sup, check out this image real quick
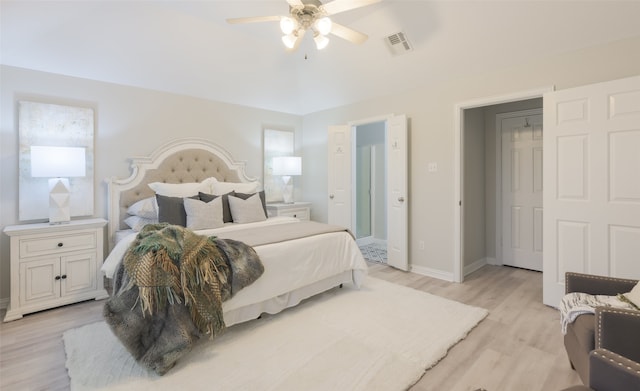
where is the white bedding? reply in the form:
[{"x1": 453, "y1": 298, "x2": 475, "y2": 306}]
[{"x1": 102, "y1": 217, "x2": 368, "y2": 326}]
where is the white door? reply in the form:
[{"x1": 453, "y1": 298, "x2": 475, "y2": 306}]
[
  {"x1": 328, "y1": 125, "x2": 352, "y2": 230},
  {"x1": 543, "y1": 75, "x2": 640, "y2": 307},
  {"x1": 386, "y1": 115, "x2": 409, "y2": 271},
  {"x1": 501, "y1": 113, "x2": 543, "y2": 271}
]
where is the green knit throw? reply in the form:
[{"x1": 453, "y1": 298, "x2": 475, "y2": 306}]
[{"x1": 121, "y1": 223, "x2": 230, "y2": 337}]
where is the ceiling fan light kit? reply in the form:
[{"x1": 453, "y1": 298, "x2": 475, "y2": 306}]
[{"x1": 227, "y1": 0, "x2": 381, "y2": 52}]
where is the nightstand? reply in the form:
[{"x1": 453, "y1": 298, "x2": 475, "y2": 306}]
[
  {"x1": 266, "y1": 202, "x2": 312, "y2": 221},
  {"x1": 3, "y1": 218, "x2": 108, "y2": 322}
]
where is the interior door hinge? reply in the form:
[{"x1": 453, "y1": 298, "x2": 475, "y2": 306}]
[{"x1": 459, "y1": 200, "x2": 462, "y2": 206}]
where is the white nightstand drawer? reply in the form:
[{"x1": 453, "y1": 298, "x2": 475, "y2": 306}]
[
  {"x1": 279, "y1": 208, "x2": 310, "y2": 220},
  {"x1": 19, "y1": 231, "x2": 97, "y2": 259},
  {"x1": 266, "y1": 202, "x2": 311, "y2": 222}
]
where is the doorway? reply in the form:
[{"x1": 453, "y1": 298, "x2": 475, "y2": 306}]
[
  {"x1": 354, "y1": 121, "x2": 387, "y2": 263},
  {"x1": 453, "y1": 87, "x2": 552, "y2": 282},
  {"x1": 328, "y1": 114, "x2": 408, "y2": 270}
]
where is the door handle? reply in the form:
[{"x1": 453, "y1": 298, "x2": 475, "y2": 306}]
[
  {"x1": 329, "y1": 194, "x2": 335, "y2": 199},
  {"x1": 398, "y1": 197, "x2": 405, "y2": 202}
]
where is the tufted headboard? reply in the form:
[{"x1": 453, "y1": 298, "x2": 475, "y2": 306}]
[{"x1": 105, "y1": 138, "x2": 256, "y2": 249}]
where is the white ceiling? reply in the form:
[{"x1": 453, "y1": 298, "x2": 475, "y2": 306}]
[{"x1": 3, "y1": 1, "x2": 640, "y2": 115}]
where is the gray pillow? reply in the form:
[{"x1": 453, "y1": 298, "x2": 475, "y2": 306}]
[
  {"x1": 199, "y1": 191, "x2": 234, "y2": 223},
  {"x1": 228, "y1": 193, "x2": 268, "y2": 224},
  {"x1": 156, "y1": 194, "x2": 198, "y2": 227},
  {"x1": 183, "y1": 197, "x2": 224, "y2": 230}
]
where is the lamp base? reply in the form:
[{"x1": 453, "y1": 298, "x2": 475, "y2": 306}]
[
  {"x1": 281, "y1": 176, "x2": 294, "y2": 204},
  {"x1": 48, "y1": 178, "x2": 71, "y2": 224}
]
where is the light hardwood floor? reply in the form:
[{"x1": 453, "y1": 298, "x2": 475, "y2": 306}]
[{"x1": 0, "y1": 264, "x2": 581, "y2": 391}]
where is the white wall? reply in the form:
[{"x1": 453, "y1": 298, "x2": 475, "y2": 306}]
[
  {"x1": 302, "y1": 35, "x2": 640, "y2": 279},
  {"x1": 0, "y1": 65, "x2": 302, "y2": 301}
]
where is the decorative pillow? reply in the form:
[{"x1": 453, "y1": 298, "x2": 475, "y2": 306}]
[
  {"x1": 156, "y1": 194, "x2": 198, "y2": 227},
  {"x1": 620, "y1": 281, "x2": 640, "y2": 309},
  {"x1": 126, "y1": 196, "x2": 158, "y2": 219},
  {"x1": 228, "y1": 193, "x2": 267, "y2": 224},
  {"x1": 149, "y1": 177, "x2": 215, "y2": 197},
  {"x1": 124, "y1": 215, "x2": 158, "y2": 231},
  {"x1": 234, "y1": 191, "x2": 268, "y2": 218},
  {"x1": 199, "y1": 191, "x2": 234, "y2": 223},
  {"x1": 211, "y1": 179, "x2": 260, "y2": 195},
  {"x1": 183, "y1": 197, "x2": 224, "y2": 230}
]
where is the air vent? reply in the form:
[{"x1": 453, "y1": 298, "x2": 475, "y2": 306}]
[{"x1": 384, "y1": 31, "x2": 413, "y2": 56}]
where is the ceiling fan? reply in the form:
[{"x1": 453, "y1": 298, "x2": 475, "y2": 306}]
[{"x1": 227, "y1": 0, "x2": 381, "y2": 51}]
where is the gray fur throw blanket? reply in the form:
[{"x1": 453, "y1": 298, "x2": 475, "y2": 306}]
[{"x1": 103, "y1": 223, "x2": 264, "y2": 375}]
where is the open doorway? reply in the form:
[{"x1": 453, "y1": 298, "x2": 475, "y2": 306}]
[
  {"x1": 354, "y1": 121, "x2": 387, "y2": 263},
  {"x1": 328, "y1": 114, "x2": 408, "y2": 270},
  {"x1": 462, "y1": 102, "x2": 543, "y2": 277},
  {"x1": 453, "y1": 87, "x2": 553, "y2": 282}
]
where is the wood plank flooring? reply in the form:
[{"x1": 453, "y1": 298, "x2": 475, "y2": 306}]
[{"x1": 0, "y1": 264, "x2": 581, "y2": 390}]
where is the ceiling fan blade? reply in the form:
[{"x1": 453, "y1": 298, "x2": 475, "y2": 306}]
[
  {"x1": 226, "y1": 15, "x2": 281, "y2": 24},
  {"x1": 330, "y1": 22, "x2": 368, "y2": 44},
  {"x1": 286, "y1": 0, "x2": 305, "y2": 8},
  {"x1": 320, "y1": 0, "x2": 382, "y2": 16}
]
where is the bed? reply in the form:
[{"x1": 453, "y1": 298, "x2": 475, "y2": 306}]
[{"x1": 102, "y1": 137, "x2": 368, "y2": 328}]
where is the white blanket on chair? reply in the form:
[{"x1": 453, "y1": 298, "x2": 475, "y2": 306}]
[{"x1": 559, "y1": 292, "x2": 634, "y2": 334}]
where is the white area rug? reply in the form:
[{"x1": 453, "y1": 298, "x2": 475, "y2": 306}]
[{"x1": 64, "y1": 277, "x2": 488, "y2": 391}]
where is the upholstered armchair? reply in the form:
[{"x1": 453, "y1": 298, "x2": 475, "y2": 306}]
[{"x1": 562, "y1": 272, "x2": 640, "y2": 391}]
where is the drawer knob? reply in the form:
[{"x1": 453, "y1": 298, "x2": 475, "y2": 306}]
[
  {"x1": 61, "y1": 275, "x2": 67, "y2": 279},
  {"x1": 57, "y1": 242, "x2": 63, "y2": 247},
  {"x1": 55, "y1": 275, "x2": 61, "y2": 280},
  {"x1": 293, "y1": 214, "x2": 297, "y2": 217}
]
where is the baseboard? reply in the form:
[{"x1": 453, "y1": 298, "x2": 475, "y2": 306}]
[
  {"x1": 464, "y1": 258, "x2": 488, "y2": 276},
  {"x1": 410, "y1": 265, "x2": 454, "y2": 282},
  {"x1": 356, "y1": 236, "x2": 374, "y2": 246},
  {"x1": 0, "y1": 297, "x2": 8, "y2": 310},
  {"x1": 356, "y1": 237, "x2": 387, "y2": 247},
  {"x1": 485, "y1": 257, "x2": 499, "y2": 265}
]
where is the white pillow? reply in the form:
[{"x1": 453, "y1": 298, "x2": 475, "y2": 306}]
[
  {"x1": 228, "y1": 193, "x2": 267, "y2": 224},
  {"x1": 126, "y1": 197, "x2": 158, "y2": 219},
  {"x1": 622, "y1": 281, "x2": 640, "y2": 309},
  {"x1": 211, "y1": 178, "x2": 260, "y2": 195},
  {"x1": 148, "y1": 177, "x2": 215, "y2": 197},
  {"x1": 124, "y1": 215, "x2": 158, "y2": 231},
  {"x1": 183, "y1": 197, "x2": 224, "y2": 230}
]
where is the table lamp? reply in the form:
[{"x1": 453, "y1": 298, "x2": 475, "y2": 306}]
[
  {"x1": 30, "y1": 146, "x2": 86, "y2": 224},
  {"x1": 272, "y1": 156, "x2": 301, "y2": 204}
]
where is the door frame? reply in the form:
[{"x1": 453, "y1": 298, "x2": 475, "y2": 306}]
[
  {"x1": 453, "y1": 86, "x2": 553, "y2": 283},
  {"x1": 495, "y1": 108, "x2": 543, "y2": 267}
]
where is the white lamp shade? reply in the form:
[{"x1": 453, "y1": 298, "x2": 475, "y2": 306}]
[
  {"x1": 282, "y1": 33, "x2": 297, "y2": 49},
  {"x1": 272, "y1": 156, "x2": 302, "y2": 176},
  {"x1": 31, "y1": 146, "x2": 86, "y2": 178},
  {"x1": 315, "y1": 17, "x2": 332, "y2": 36},
  {"x1": 314, "y1": 34, "x2": 329, "y2": 50},
  {"x1": 280, "y1": 17, "x2": 297, "y2": 35}
]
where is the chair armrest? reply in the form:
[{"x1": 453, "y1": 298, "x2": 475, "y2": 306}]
[
  {"x1": 565, "y1": 272, "x2": 637, "y2": 295},
  {"x1": 589, "y1": 348, "x2": 640, "y2": 391},
  {"x1": 596, "y1": 307, "x2": 640, "y2": 363}
]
